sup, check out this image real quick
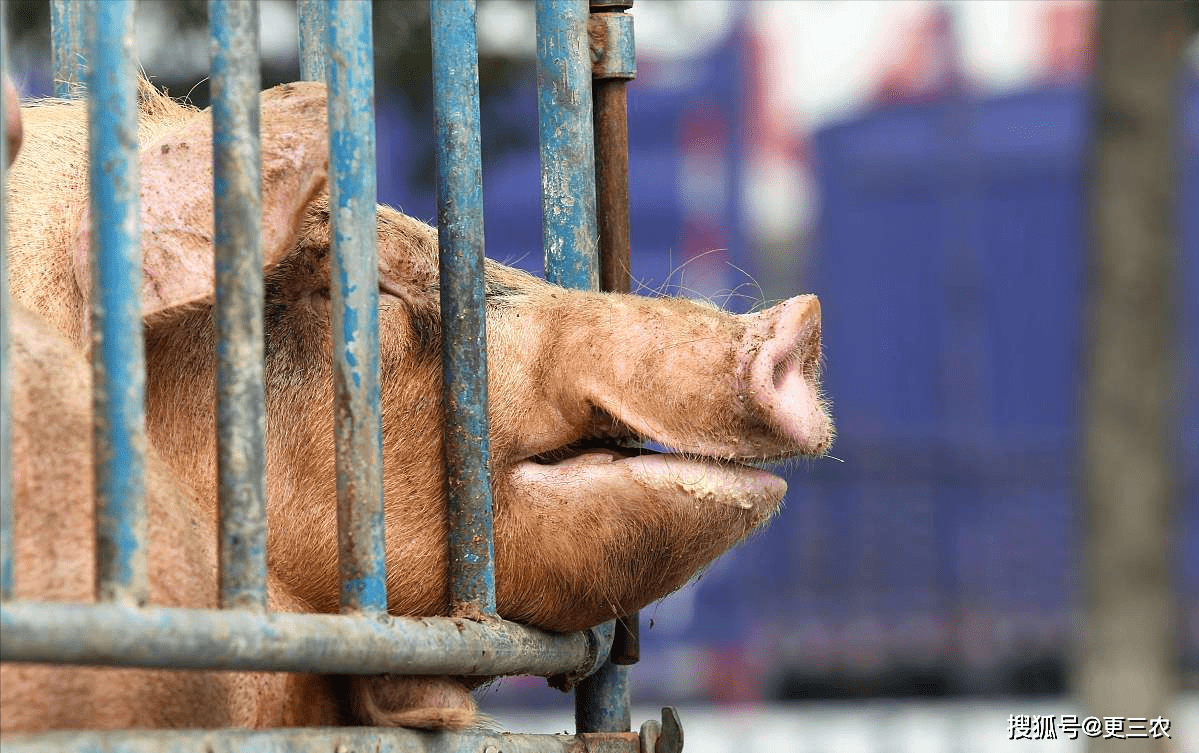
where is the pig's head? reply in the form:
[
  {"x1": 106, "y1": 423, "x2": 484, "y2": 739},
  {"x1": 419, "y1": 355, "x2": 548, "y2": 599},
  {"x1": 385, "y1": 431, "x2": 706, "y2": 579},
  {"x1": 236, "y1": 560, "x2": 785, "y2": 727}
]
[{"x1": 81, "y1": 82, "x2": 832, "y2": 633}]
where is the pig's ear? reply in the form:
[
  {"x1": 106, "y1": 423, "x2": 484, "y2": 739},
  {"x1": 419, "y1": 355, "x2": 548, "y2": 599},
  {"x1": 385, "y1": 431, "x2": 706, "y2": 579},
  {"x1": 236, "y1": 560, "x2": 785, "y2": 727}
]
[{"x1": 70, "y1": 82, "x2": 329, "y2": 323}]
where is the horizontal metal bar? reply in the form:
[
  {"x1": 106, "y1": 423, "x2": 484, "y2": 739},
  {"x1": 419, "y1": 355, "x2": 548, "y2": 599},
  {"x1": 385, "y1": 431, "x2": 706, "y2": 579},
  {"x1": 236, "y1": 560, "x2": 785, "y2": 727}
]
[
  {"x1": 324, "y1": 0, "x2": 388, "y2": 617},
  {"x1": 88, "y1": 0, "x2": 148, "y2": 607},
  {"x1": 209, "y1": 0, "x2": 269, "y2": 613},
  {"x1": 0, "y1": 727, "x2": 642, "y2": 753},
  {"x1": 431, "y1": 0, "x2": 498, "y2": 619},
  {"x1": 0, "y1": 601, "x2": 613, "y2": 682}
]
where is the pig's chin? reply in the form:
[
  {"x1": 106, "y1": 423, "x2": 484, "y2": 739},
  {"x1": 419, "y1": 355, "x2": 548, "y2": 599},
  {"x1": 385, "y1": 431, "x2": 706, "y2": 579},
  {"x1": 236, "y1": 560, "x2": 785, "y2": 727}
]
[{"x1": 510, "y1": 449, "x2": 786, "y2": 511}]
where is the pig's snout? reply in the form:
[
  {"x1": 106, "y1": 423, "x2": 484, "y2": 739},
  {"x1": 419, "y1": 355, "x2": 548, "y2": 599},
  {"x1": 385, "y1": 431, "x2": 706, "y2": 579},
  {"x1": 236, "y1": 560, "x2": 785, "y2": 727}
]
[{"x1": 738, "y1": 294, "x2": 831, "y2": 458}]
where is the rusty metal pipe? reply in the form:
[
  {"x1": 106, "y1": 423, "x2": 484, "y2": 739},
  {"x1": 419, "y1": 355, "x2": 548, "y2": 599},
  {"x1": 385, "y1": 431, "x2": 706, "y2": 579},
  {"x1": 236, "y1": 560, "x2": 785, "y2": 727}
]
[
  {"x1": 594, "y1": 80, "x2": 632, "y2": 296},
  {"x1": 1, "y1": 727, "x2": 644, "y2": 753},
  {"x1": 0, "y1": 600, "x2": 614, "y2": 682}
]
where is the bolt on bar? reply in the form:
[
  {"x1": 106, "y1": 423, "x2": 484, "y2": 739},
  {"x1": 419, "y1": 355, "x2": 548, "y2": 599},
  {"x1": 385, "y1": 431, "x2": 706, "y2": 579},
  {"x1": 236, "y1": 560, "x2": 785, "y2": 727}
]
[
  {"x1": 297, "y1": 0, "x2": 326, "y2": 84},
  {"x1": 430, "y1": 0, "x2": 498, "y2": 618},
  {"x1": 88, "y1": 0, "x2": 148, "y2": 606},
  {"x1": 536, "y1": 0, "x2": 599, "y2": 290},
  {"x1": 324, "y1": 0, "x2": 388, "y2": 617},
  {"x1": 209, "y1": 0, "x2": 269, "y2": 612},
  {"x1": 1, "y1": 13, "x2": 13, "y2": 601},
  {"x1": 50, "y1": 0, "x2": 87, "y2": 97},
  {"x1": 590, "y1": 0, "x2": 640, "y2": 669}
]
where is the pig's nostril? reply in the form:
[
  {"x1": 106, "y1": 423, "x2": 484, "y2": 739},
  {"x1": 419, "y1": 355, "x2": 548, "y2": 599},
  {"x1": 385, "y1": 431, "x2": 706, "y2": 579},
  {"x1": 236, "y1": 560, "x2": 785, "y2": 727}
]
[
  {"x1": 741, "y1": 294, "x2": 830, "y2": 456},
  {"x1": 772, "y1": 350, "x2": 802, "y2": 392}
]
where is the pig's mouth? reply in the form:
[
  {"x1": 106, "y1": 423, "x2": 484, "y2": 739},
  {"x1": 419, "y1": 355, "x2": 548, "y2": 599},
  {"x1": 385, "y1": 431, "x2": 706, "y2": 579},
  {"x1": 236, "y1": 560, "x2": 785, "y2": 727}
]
[
  {"x1": 516, "y1": 426, "x2": 790, "y2": 512},
  {"x1": 529, "y1": 435, "x2": 644, "y2": 465}
]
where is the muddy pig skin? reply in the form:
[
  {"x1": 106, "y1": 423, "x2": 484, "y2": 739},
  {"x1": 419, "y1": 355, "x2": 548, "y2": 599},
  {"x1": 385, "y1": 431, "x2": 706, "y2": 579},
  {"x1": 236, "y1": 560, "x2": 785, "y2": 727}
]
[{"x1": 3, "y1": 81, "x2": 833, "y2": 730}]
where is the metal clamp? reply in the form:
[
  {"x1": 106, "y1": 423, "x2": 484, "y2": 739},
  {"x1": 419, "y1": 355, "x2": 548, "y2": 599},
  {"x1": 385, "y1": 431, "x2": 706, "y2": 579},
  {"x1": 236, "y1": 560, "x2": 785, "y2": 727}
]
[
  {"x1": 639, "y1": 707, "x2": 684, "y2": 753},
  {"x1": 547, "y1": 618, "x2": 616, "y2": 691},
  {"x1": 588, "y1": 11, "x2": 636, "y2": 80}
]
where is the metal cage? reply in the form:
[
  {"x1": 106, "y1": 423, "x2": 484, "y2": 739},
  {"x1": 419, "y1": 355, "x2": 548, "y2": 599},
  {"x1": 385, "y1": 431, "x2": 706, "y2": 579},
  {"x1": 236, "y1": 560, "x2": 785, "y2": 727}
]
[{"x1": 0, "y1": 1, "x2": 680, "y2": 751}]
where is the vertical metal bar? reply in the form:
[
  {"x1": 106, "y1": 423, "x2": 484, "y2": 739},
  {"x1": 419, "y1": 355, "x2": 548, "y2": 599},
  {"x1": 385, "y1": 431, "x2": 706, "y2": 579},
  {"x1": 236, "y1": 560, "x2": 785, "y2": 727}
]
[
  {"x1": 298, "y1": 0, "x2": 326, "y2": 83},
  {"x1": 88, "y1": 0, "x2": 147, "y2": 606},
  {"x1": 534, "y1": 0, "x2": 631, "y2": 732},
  {"x1": 324, "y1": 0, "x2": 388, "y2": 617},
  {"x1": 575, "y1": 0, "x2": 637, "y2": 731},
  {"x1": 591, "y1": 5, "x2": 634, "y2": 298},
  {"x1": 595, "y1": 69, "x2": 632, "y2": 294},
  {"x1": 0, "y1": 15, "x2": 13, "y2": 601},
  {"x1": 576, "y1": 660, "x2": 631, "y2": 733},
  {"x1": 589, "y1": 0, "x2": 639, "y2": 667},
  {"x1": 535, "y1": 0, "x2": 598, "y2": 289},
  {"x1": 50, "y1": 0, "x2": 88, "y2": 97},
  {"x1": 209, "y1": 0, "x2": 268, "y2": 613},
  {"x1": 430, "y1": 0, "x2": 497, "y2": 617}
]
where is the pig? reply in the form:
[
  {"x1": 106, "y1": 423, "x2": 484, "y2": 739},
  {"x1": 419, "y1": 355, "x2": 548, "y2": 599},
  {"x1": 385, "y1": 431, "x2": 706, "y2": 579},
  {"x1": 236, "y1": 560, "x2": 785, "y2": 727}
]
[{"x1": 2, "y1": 80, "x2": 833, "y2": 731}]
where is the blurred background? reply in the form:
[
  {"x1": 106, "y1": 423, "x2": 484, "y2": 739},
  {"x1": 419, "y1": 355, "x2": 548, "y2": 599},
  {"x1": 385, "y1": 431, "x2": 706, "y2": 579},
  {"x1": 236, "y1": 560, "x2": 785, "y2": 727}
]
[{"x1": 5, "y1": 0, "x2": 1198, "y2": 749}]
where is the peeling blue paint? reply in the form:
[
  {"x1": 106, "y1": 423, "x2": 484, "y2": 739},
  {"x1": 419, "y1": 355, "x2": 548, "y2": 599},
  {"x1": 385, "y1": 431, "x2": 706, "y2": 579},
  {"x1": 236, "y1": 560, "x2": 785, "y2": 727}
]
[
  {"x1": 211, "y1": 0, "x2": 268, "y2": 612},
  {"x1": 50, "y1": 0, "x2": 87, "y2": 97},
  {"x1": 536, "y1": 0, "x2": 599, "y2": 290},
  {"x1": 88, "y1": 0, "x2": 147, "y2": 606},
  {"x1": 324, "y1": 0, "x2": 387, "y2": 617},
  {"x1": 432, "y1": 0, "x2": 498, "y2": 618}
]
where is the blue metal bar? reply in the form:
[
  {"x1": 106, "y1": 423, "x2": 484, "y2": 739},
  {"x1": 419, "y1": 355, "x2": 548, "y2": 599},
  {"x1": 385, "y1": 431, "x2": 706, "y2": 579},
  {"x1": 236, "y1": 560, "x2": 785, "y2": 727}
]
[
  {"x1": 571, "y1": 0, "x2": 640, "y2": 731},
  {"x1": 0, "y1": 16, "x2": 12, "y2": 601},
  {"x1": 88, "y1": 0, "x2": 147, "y2": 606},
  {"x1": 50, "y1": 0, "x2": 88, "y2": 97},
  {"x1": 430, "y1": 0, "x2": 497, "y2": 618},
  {"x1": 576, "y1": 660, "x2": 631, "y2": 733},
  {"x1": 0, "y1": 601, "x2": 613, "y2": 681},
  {"x1": 298, "y1": 0, "x2": 326, "y2": 83},
  {"x1": 535, "y1": 0, "x2": 599, "y2": 289},
  {"x1": 0, "y1": 727, "x2": 642, "y2": 753},
  {"x1": 324, "y1": 0, "x2": 388, "y2": 617},
  {"x1": 532, "y1": 0, "x2": 633, "y2": 733},
  {"x1": 209, "y1": 0, "x2": 268, "y2": 613}
]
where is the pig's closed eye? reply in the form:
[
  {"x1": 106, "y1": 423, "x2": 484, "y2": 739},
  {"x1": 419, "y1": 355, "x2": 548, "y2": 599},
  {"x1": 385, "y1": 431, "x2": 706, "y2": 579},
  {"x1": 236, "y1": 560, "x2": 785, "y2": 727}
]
[{"x1": 379, "y1": 276, "x2": 416, "y2": 309}]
